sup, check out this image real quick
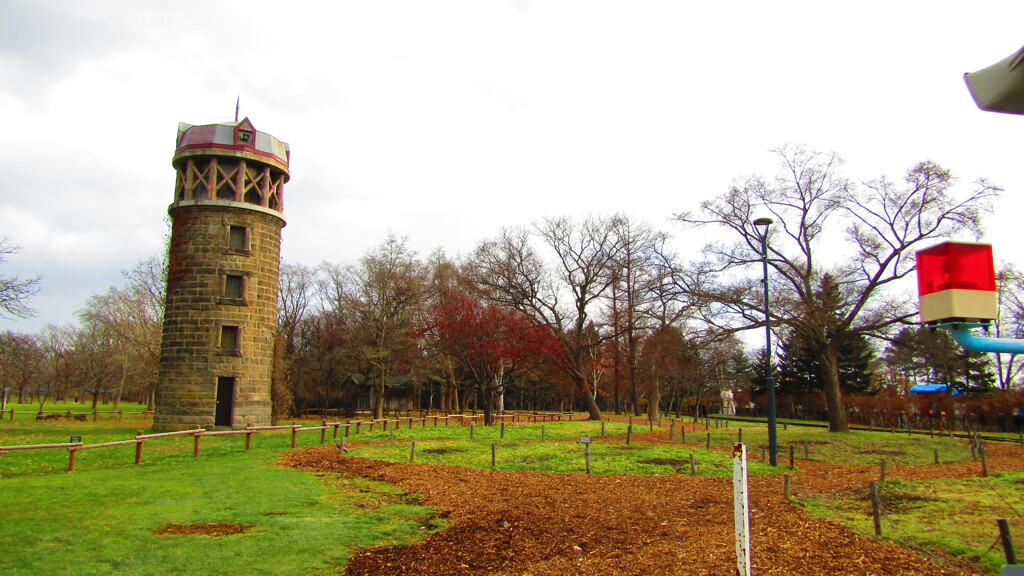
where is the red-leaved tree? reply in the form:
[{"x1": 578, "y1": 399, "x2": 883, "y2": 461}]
[{"x1": 423, "y1": 294, "x2": 563, "y2": 424}]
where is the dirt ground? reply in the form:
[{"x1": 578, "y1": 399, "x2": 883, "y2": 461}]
[{"x1": 279, "y1": 432, "x2": 1024, "y2": 576}]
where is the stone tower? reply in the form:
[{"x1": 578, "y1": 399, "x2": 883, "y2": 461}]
[{"x1": 154, "y1": 118, "x2": 289, "y2": 431}]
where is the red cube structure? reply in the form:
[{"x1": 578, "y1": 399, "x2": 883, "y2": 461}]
[{"x1": 916, "y1": 241, "x2": 997, "y2": 324}]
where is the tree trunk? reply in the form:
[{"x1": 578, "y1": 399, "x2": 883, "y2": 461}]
[
  {"x1": 576, "y1": 374, "x2": 602, "y2": 420},
  {"x1": 647, "y1": 374, "x2": 661, "y2": 423},
  {"x1": 114, "y1": 357, "x2": 127, "y2": 412},
  {"x1": 630, "y1": 370, "x2": 641, "y2": 417},
  {"x1": 481, "y1": 386, "x2": 493, "y2": 425},
  {"x1": 373, "y1": 369, "x2": 386, "y2": 420},
  {"x1": 819, "y1": 344, "x2": 849, "y2": 432}
]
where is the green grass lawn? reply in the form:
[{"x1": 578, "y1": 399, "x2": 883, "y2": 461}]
[
  {"x1": 0, "y1": 421, "x2": 440, "y2": 576},
  {"x1": 1, "y1": 400, "x2": 151, "y2": 424},
  {"x1": 800, "y1": 471, "x2": 1024, "y2": 574},
  {"x1": 0, "y1": 414, "x2": 1009, "y2": 574}
]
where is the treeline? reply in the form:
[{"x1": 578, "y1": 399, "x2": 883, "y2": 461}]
[{"x1": 3, "y1": 147, "x2": 1022, "y2": 428}]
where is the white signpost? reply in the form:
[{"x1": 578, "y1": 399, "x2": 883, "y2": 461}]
[
  {"x1": 733, "y1": 442, "x2": 752, "y2": 576},
  {"x1": 580, "y1": 435, "x2": 592, "y2": 474}
]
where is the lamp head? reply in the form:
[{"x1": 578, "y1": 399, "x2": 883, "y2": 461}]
[{"x1": 753, "y1": 217, "x2": 773, "y2": 228}]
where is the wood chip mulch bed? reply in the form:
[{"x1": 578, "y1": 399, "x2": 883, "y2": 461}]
[
  {"x1": 153, "y1": 522, "x2": 254, "y2": 537},
  {"x1": 279, "y1": 435, "x2": 1024, "y2": 575}
]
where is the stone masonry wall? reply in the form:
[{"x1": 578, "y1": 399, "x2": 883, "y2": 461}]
[{"x1": 155, "y1": 203, "x2": 284, "y2": 431}]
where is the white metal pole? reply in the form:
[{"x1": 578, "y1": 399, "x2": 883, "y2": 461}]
[{"x1": 733, "y1": 442, "x2": 752, "y2": 576}]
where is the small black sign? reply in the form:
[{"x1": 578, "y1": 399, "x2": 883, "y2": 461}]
[{"x1": 70, "y1": 436, "x2": 82, "y2": 443}]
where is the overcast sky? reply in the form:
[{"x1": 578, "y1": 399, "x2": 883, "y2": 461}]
[{"x1": 2, "y1": 1, "x2": 1024, "y2": 333}]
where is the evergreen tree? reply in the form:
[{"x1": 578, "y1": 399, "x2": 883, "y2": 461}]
[
  {"x1": 749, "y1": 347, "x2": 774, "y2": 397},
  {"x1": 774, "y1": 331, "x2": 875, "y2": 396},
  {"x1": 727, "y1": 349, "x2": 754, "y2": 390},
  {"x1": 880, "y1": 326, "x2": 995, "y2": 393},
  {"x1": 839, "y1": 333, "x2": 875, "y2": 393}
]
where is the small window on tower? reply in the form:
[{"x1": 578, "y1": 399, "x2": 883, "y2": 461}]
[
  {"x1": 228, "y1": 226, "x2": 248, "y2": 251},
  {"x1": 224, "y1": 275, "x2": 243, "y2": 299},
  {"x1": 219, "y1": 325, "x2": 240, "y2": 354},
  {"x1": 238, "y1": 131, "x2": 252, "y2": 144}
]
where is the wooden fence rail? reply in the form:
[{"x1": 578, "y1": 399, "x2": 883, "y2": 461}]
[
  {"x1": 8, "y1": 409, "x2": 155, "y2": 422},
  {"x1": 0, "y1": 411, "x2": 579, "y2": 475}
]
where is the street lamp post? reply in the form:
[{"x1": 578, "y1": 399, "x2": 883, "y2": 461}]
[{"x1": 753, "y1": 217, "x2": 778, "y2": 466}]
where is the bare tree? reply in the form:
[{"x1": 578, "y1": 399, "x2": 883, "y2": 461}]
[
  {"x1": 77, "y1": 255, "x2": 166, "y2": 409},
  {"x1": 71, "y1": 320, "x2": 119, "y2": 408},
  {"x1": 275, "y1": 262, "x2": 318, "y2": 419},
  {"x1": 676, "y1": 145, "x2": 998, "y2": 432},
  {"x1": 0, "y1": 238, "x2": 40, "y2": 319},
  {"x1": 607, "y1": 215, "x2": 667, "y2": 417},
  {"x1": 38, "y1": 324, "x2": 76, "y2": 402},
  {"x1": 279, "y1": 262, "x2": 317, "y2": 346},
  {"x1": 994, "y1": 264, "x2": 1024, "y2": 389},
  {"x1": 469, "y1": 216, "x2": 623, "y2": 420},
  {"x1": 344, "y1": 235, "x2": 427, "y2": 419},
  {"x1": 0, "y1": 331, "x2": 44, "y2": 403}
]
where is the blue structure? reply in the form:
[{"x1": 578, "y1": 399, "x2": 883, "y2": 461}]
[{"x1": 909, "y1": 383, "x2": 960, "y2": 395}]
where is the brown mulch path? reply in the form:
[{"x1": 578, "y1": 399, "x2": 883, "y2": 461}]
[{"x1": 279, "y1": 438, "x2": 1024, "y2": 576}]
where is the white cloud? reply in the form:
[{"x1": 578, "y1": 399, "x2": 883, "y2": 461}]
[{"x1": 2, "y1": 0, "x2": 1024, "y2": 333}]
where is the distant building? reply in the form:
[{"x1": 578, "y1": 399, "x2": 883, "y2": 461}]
[{"x1": 154, "y1": 118, "x2": 290, "y2": 430}]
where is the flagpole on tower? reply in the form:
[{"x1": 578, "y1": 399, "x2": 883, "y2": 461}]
[{"x1": 234, "y1": 96, "x2": 240, "y2": 122}]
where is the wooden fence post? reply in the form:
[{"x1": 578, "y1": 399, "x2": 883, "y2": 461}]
[
  {"x1": 193, "y1": 426, "x2": 201, "y2": 458},
  {"x1": 135, "y1": 430, "x2": 144, "y2": 465},
  {"x1": 68, "y1": 446, "x2": 77, "y2": 471},
  {"x1": 981, "y1": 446, "x2": 989, "y2": 477},
  {"x1": 410, "y1": 441, "x2": 416, "y2": 463},
  {"x1": 869, "y1": 482, "x2": 882, "y2": 535},
  {"x1": 291, "y1": 426, "x2": 298, "y2": 449},
  {"x1": 491, "y1": 442, "x2": 496, "y2": 468},
  {"x1": 999, "y1": 518, "x2": 1017, "y2": 565},
  {"x1": 321, "y1": 421, "x2": 327, "y2": 445}
]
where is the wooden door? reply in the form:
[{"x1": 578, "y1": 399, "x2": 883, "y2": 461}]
[{"x1": 215, "y1": 377, "x2": 234, "y2": 426}]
